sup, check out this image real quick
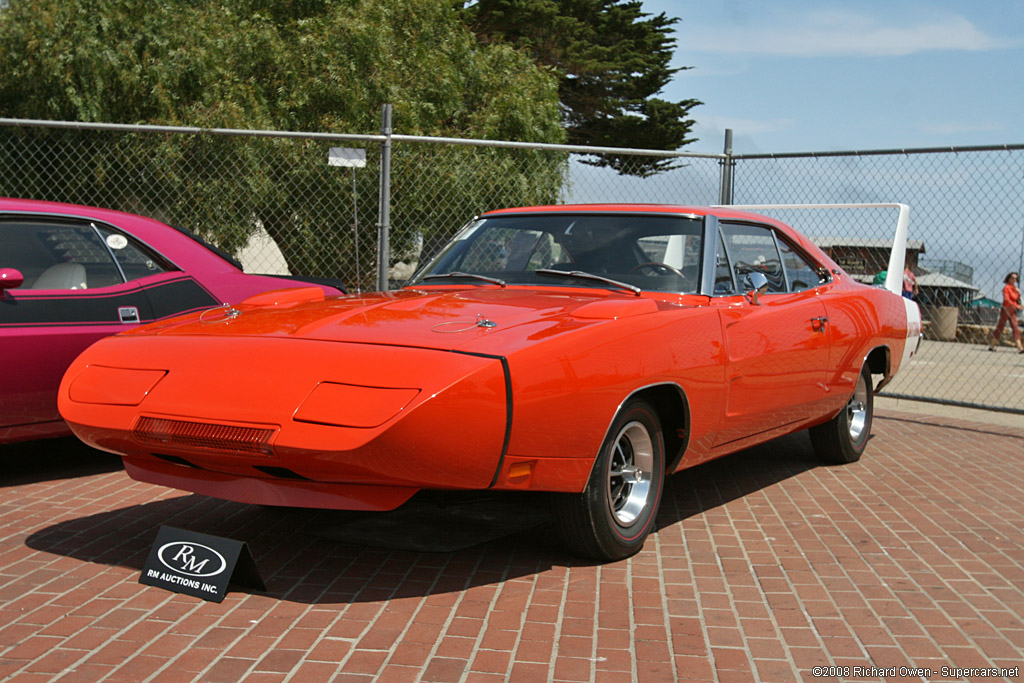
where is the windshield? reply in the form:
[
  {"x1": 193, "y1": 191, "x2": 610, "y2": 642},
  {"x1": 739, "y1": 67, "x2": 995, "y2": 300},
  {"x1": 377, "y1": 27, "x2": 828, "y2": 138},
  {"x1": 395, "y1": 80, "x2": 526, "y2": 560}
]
[{"x1": 408, "y1": 213, "x2": 704, "y2": 294}]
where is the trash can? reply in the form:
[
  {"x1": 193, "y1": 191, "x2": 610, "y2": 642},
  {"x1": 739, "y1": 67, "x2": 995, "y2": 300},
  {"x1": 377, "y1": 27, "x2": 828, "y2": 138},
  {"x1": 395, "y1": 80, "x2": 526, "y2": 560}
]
[{"x1": 931, "y1": 306, "x2": 958, "y2": 341}]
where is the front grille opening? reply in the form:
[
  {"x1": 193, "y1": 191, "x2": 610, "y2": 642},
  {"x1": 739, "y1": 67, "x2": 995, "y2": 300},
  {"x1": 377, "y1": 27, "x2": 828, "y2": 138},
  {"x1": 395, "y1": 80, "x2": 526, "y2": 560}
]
[
  {"x1": 152, "y1": 453, "x2": 201, "y2": 469},
  {"x1": 134, "y1": 416, "x2": 275, "y2": 456},
  {"x1": 253, "y1": 466, "x2": 311, "y2": 481}
]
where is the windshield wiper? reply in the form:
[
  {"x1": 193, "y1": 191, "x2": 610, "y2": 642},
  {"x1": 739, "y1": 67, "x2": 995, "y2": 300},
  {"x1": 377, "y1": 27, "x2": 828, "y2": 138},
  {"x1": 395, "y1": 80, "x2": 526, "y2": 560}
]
[
  {"x1": 535, "y1": 269, "x2": 641, "y2": 296},
  {"x1": 422, "y1": 272, "x2": 507, "y2": 287}
]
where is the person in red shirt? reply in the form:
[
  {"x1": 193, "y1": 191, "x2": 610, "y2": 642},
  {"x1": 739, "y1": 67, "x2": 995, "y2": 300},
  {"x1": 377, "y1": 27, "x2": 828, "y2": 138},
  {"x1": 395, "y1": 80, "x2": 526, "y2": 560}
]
[
  {"x1": 988, "y1": 271, "x2": 1023, "y2": 353},
  {"x1": 902, "y1": 266, "x2": 918, "y2": 300}
]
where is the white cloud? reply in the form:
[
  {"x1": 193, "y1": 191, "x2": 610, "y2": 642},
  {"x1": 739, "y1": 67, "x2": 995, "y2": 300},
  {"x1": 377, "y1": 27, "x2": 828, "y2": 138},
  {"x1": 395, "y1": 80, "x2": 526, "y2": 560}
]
[{"x1": 682, "y1": 10, "x2": 1017, "y2": 57}]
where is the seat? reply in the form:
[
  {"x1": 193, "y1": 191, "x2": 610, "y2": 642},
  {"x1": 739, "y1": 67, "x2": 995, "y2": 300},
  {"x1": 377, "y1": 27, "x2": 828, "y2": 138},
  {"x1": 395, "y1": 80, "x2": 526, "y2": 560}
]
[{"x1": 31, "y1": 263, "x2": 88, "y2": 290}]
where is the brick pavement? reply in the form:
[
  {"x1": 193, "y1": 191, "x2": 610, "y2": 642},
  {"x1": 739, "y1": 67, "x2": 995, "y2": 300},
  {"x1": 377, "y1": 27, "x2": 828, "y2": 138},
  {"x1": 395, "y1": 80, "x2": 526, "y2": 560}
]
[{"x1": 1, "y1": 410, "x2": 1022, "y2": 682}]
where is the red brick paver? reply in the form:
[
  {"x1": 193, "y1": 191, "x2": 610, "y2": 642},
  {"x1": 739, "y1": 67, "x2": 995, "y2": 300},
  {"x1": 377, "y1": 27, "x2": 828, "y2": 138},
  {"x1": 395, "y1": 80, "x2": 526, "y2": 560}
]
[{"x1": 2, "y1": 411, "x2": 1022, "y2": 682}]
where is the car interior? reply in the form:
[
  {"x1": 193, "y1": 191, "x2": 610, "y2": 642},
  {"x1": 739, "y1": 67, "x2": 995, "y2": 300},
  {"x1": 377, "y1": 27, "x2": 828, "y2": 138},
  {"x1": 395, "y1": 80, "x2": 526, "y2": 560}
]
[
  {"x1": 418, "y1": 213, "x2": 705, "y2": 294},
  {"x1": 1, "y1": 219, "x2": 171, "y2": 291}
]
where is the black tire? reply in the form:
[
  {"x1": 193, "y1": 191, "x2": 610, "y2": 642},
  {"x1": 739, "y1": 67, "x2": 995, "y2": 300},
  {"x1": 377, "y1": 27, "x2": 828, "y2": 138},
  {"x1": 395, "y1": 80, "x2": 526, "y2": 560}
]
[
  {"x1": 810, "y1": 364, "x2": 873, "y2": 464},
  {"x1": 553, "y1": 398, "x2": 665, "y2": 561}
]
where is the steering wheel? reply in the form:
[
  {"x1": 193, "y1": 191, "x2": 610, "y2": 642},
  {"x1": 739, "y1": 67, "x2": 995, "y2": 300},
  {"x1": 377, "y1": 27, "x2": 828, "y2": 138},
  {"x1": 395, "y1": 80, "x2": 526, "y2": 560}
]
[{"x1": 630, "y1": 261, "x2": 687, "y2": 279}]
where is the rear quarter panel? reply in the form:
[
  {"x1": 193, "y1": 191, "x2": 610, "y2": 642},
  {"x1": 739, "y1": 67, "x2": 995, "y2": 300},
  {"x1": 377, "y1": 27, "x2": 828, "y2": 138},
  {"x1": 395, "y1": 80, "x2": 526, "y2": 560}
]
[{"x1": 821, "y1": 277, "x2": 910, "y2": 397}]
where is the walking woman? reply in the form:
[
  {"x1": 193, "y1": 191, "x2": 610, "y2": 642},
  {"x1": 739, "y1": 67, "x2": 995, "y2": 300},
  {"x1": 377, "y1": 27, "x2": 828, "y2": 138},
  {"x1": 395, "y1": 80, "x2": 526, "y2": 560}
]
[{"x1": 988, "y1": 271, "x2": 1024, "y2": 353}]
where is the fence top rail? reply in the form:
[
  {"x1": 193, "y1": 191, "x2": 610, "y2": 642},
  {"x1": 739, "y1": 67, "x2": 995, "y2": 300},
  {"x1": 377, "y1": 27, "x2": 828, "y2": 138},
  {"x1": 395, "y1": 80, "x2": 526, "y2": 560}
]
[
  {"x1": 0, "y1": 117, "x2": 386, "y2": 144},
  {"x1": 734, "y1": 142, "x2": 1024, "y2": 159},
  {"x1": 389, "y1": 133, "x2": 727, "y2": 159},
  {"x1": 0, "y1": 117, "x2": 728, "y2": 160},
  {"x1": 4, "y1": 116, "x2": 1022, "y2": 160}
]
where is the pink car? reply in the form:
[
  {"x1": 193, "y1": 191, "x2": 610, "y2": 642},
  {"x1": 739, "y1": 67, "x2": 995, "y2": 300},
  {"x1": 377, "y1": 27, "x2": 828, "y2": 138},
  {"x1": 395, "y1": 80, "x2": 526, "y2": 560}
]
[{"x1": 1, "y1": 198, "x2": 343, "y2": 443}]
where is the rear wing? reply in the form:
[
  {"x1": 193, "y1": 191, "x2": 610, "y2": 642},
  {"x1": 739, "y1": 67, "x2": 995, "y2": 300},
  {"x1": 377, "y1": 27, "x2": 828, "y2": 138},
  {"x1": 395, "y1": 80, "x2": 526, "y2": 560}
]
[{"x1": 712, "y1": 203, "x2": 911, "y2": 295}]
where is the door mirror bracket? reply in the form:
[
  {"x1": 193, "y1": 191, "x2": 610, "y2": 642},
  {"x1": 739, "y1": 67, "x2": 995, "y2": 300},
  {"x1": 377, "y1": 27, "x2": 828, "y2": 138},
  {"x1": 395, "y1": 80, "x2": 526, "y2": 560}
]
[{"x1": 745, "y1": 271, "x2": 768, "y2": 305}]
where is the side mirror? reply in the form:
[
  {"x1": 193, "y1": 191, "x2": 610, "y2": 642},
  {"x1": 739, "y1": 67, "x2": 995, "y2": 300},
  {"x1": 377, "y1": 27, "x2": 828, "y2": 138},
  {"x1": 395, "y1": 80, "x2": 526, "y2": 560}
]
[
  {"x1": 745, "y1": 271, "x2": 768, "y2": 305},
  {"x1": 0, "y1": 268, "x2": 25, "y2": 292}
]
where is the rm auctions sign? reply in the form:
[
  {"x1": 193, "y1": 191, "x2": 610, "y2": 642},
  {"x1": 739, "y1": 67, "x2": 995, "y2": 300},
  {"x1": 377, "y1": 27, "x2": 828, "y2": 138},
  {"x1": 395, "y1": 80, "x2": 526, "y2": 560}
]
[{"x1": 140, "y1": 526, "x2": 265, "y2": 603}]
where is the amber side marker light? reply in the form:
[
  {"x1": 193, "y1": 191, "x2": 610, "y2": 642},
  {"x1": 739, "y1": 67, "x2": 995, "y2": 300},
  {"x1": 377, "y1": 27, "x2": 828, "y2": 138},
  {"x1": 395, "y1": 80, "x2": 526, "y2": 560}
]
[{"x1": 507, "y1": 461, "x2": 536, "y2": 484}]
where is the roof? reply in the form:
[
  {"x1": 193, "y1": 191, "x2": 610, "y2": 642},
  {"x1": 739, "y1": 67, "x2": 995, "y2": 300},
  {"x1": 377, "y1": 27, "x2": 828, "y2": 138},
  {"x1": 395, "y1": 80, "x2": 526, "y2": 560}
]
[
  {"x1": 482, "y1": 204, "x2": 791, "y2": 224},
  {"x1": 851, "y1": 271, "x2": 980, "y2": 292},
  {"x1": 916, "y1": 272, "x2": 979, "y2": 290},
  {"x1": 812, "y1": 237, "x2": 926, "y2": 252}
]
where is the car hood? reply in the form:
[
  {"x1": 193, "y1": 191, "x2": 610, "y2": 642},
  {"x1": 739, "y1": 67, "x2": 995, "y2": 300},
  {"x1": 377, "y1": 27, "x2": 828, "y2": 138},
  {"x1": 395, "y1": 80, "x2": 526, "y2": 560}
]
[{"x1": 122, "y1": 287, "x2": 690, "y2": 356}]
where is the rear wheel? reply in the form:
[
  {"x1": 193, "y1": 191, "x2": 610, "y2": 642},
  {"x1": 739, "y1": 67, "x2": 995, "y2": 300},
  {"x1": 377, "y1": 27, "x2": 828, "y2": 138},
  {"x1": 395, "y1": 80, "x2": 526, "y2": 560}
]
[
  {"x1": 810, "y1": 364, "x2": 873, "y2": 464},
  {"x1": 553, "y1": 398, "x2": 665, "y2": 561}
]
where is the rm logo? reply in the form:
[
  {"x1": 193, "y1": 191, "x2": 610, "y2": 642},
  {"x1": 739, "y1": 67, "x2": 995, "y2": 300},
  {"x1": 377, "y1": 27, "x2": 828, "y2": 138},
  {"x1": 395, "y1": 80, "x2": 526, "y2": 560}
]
[{"x1": 157, "y1": 541, "x2": 227, "y2": 578}]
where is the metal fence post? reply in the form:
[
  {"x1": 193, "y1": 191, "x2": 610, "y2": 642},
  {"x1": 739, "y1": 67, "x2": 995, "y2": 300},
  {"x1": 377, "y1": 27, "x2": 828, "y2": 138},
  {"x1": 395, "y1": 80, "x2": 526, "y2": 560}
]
[
  {"x1": 377, "y1": 104, "x2": 393, "y2": 291},
  {"x1": 1018, "y1": 213, "x2": 1024, "y2": 282},
  {"x1": 718, "y1": 128, "x2": 734, "y2": 205}
]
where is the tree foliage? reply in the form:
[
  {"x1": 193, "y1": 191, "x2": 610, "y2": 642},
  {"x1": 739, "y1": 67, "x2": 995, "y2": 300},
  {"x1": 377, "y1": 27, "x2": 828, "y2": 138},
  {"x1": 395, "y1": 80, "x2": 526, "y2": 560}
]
[
  {"x1": 0, "y1": 0, "x2": 567, "y2": 286},
  {"x1": 458, "y1": 0, "x2": 701, "y2": 176}
]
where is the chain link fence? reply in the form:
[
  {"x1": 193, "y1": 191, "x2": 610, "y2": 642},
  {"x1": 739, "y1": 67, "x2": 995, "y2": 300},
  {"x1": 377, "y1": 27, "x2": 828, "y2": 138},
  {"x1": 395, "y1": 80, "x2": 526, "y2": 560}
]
[
  {"x1": 729, "y1": 149, "x2": 1024, "y2": 414},
  {"x1": 2, "y1": 118, "x2": 1022, "y2": 413}
]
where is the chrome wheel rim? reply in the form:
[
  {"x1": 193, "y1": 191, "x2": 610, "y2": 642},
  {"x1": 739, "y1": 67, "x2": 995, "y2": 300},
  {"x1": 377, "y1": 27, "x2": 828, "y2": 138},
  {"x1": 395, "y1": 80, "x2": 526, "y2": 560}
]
[
  {"x1": 847, "y1": 372, "x2": 870, "y2": 444},
  {"x1": 607, "y1": 421, "x2": 654, "y2": 526}
]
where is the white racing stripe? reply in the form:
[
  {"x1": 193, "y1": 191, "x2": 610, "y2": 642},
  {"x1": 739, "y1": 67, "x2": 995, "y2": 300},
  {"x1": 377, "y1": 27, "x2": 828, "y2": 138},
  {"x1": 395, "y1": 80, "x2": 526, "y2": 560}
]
[{"x1": 901, "y1": 297, "x2": 922, "y2": 368}]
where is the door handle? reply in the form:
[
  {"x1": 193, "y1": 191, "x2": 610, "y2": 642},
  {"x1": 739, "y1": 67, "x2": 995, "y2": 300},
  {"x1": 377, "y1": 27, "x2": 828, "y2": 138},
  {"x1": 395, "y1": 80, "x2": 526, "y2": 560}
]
[
  {"x1": 811, "y1": 316, "x2": 829, "y2": 332},
  {"x1": 119, "y1": 306, "x2": 140, "y2": 324}
]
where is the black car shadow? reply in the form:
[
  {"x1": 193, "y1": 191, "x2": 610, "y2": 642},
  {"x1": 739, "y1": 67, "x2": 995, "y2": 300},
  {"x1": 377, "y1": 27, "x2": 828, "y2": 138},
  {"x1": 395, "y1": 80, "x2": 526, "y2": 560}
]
[
  {"x1": 2, "y1": 437, "x2": 123, "y2": 486},
  {"x1": 23, "y1": 430, "x2": 822, "y2": 605},
  {"x1": 658, "y1": 429, "x2": 823, "y2": 528}
]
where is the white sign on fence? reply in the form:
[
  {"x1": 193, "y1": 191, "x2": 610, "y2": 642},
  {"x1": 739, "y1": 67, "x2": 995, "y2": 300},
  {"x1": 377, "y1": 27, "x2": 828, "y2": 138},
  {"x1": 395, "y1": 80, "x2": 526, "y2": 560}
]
[{"x1": 328, "y1": 147, "x2": 366, "y2": 168}]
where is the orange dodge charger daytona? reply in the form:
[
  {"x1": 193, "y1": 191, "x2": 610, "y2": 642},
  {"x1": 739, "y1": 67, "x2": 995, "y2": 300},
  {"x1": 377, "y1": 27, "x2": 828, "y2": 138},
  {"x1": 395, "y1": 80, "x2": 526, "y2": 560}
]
[{"x1": 59, "y1": 204, "x2": 921, "y2": 560}]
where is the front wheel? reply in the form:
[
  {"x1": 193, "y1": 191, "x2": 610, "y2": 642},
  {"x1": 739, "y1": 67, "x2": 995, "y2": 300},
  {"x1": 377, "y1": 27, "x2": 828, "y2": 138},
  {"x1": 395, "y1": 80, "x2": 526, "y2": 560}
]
[
  {"x1": 553, "y1": 398, "x2": 665, "y2": 561},
  {"x1": 810, "y1": 364, "x2": 873, "y2": 464}
]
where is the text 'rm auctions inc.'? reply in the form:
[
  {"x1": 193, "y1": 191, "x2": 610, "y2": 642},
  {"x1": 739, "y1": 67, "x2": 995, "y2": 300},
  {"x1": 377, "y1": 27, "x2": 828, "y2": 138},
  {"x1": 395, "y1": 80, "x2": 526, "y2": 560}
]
[{"x1": 811, "y1": 665, "x2": 1020, "y2": 678}]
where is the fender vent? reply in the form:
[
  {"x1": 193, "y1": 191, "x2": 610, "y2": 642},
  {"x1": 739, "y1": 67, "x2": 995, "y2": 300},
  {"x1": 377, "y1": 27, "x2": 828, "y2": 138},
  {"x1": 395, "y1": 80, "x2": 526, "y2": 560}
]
[{"x1": 134, "y1": 417, "x2": 275, "y2": 456}]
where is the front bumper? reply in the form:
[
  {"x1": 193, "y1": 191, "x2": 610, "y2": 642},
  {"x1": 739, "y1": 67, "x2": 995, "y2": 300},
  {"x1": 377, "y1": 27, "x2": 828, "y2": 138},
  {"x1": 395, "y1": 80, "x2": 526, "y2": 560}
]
[{"x1": 59, "y1": 335, "x2": 510, "y2": 505}]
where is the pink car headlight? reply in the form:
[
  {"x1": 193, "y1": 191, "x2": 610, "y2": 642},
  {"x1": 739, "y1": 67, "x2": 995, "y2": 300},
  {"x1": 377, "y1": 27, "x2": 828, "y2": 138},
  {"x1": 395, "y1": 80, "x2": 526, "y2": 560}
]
[
  {"x1": 293, "y1": 382, "x2": 420, "y2": 428},
  {"x1": 67, "y1": 366, "x2": 167, "y2": 406}
]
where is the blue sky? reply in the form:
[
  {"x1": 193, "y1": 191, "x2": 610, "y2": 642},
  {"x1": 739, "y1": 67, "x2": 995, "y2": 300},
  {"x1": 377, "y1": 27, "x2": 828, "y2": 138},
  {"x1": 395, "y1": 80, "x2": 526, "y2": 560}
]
[{"x1": 643, "y1": 0, "x2": 1024, "y2": 154}]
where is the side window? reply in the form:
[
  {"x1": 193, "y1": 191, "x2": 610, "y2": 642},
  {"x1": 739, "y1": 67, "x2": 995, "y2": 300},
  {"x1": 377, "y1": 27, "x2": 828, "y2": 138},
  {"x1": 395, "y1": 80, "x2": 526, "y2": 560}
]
[
  {"x1": 92, "y1": 224, "x2": 171, "y2": 283},
  {"x1": 714, "y1": 232, "x2": 736, "y2": 294},
  {"x1": 778, "y1": 239, "x2": 829, "y2": 291},
  {"x1": 0, "y1": 220, "x2": 114, "y2": 290},
  {"x1": 0, "y1": 219, "x2": 171, "y2": 290},
  {"x1": 720, "y1": 223, "x2": 786, "y2": 293}
]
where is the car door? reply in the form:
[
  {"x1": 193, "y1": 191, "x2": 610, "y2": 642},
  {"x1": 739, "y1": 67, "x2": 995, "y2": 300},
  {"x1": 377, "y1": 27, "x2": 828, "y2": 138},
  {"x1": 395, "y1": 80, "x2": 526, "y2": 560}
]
[
  {"x1": 712, "y1": 222, "x2": 832, "y2": 447},
  {"x1": 0, "y1": 216, "x2": 164, "y2": 433}
]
